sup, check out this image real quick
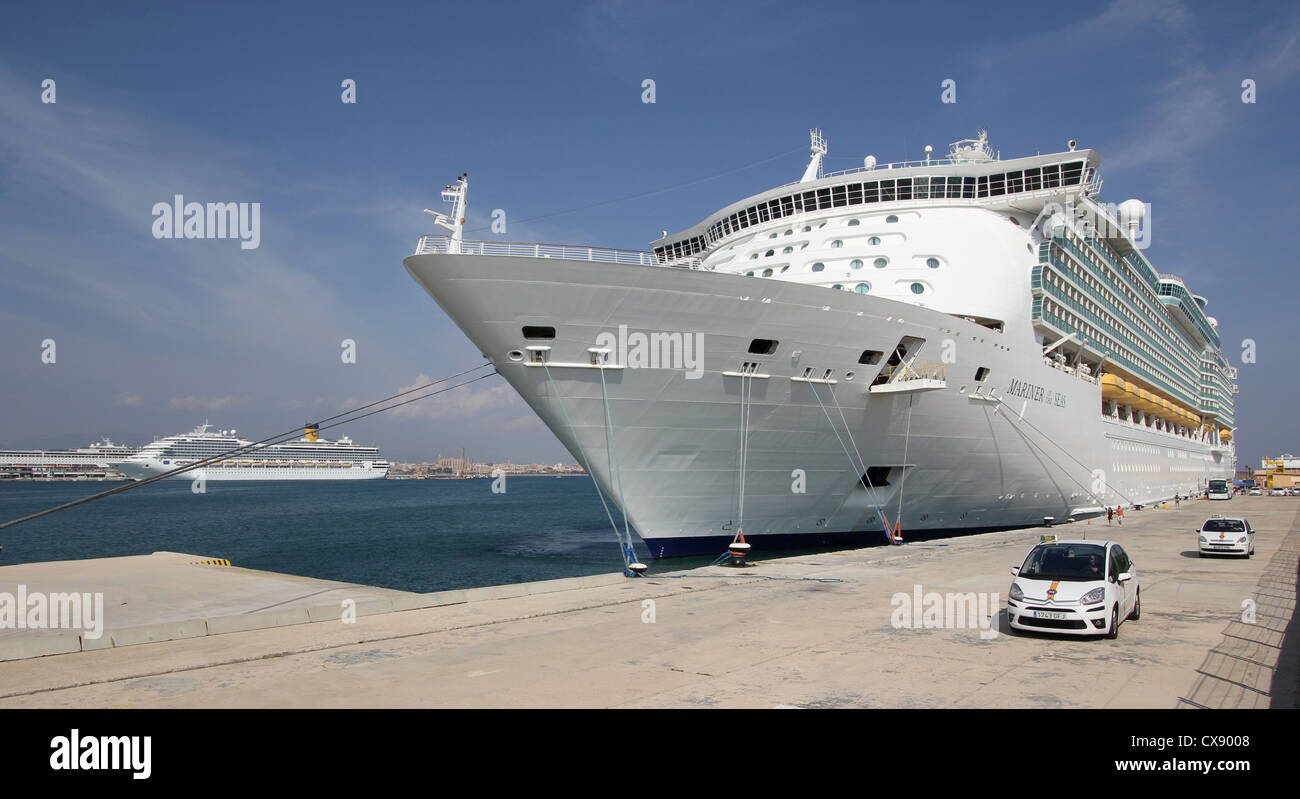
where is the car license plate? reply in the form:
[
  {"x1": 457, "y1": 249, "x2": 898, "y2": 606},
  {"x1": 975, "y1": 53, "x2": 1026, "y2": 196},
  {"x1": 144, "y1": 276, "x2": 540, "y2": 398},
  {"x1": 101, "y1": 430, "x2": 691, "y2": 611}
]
[{"x1": 1032, "y1": 610, "x2": 1068, "y2": 620}]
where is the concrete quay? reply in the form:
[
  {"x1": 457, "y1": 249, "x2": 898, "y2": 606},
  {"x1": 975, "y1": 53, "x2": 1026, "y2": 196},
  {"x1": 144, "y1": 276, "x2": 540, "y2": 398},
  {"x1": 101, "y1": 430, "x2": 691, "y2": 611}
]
[{"x1": 0, "y1": 496, "x2": 1294, "y2": 708}]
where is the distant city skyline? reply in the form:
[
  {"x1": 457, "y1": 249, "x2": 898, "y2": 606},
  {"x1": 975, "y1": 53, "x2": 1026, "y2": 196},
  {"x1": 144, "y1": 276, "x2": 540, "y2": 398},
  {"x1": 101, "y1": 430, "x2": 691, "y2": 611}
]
[{"x1": 2, "y1": 1, "x2": 1298, "y2": 467}]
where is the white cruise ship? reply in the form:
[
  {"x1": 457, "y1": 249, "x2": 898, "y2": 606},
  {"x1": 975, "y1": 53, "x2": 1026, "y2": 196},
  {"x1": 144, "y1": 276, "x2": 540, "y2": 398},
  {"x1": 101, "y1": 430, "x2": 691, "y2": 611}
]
[
  {"x1": 403, "y1": 131, "x2": 1236, "y2": 557},
  {"x1": 113, "y1": 423, "x2": 389, "y2": 481},
  {"x1": 0, "y1": 438, "x2": 139, "y2": 479}
]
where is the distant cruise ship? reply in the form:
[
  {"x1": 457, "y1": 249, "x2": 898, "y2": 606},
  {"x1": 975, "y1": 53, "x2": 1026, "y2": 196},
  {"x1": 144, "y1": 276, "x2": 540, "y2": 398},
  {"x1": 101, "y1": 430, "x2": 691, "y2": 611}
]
[
  {"x1": 404, "y1": 131, "x2": 1236, "y2": 557},
  {"x1": 113, "y1": 423, "x2": 389, "y2": 481},
  {"x1": 0, "y1": 438, "x2": 139, "y2": 479}
]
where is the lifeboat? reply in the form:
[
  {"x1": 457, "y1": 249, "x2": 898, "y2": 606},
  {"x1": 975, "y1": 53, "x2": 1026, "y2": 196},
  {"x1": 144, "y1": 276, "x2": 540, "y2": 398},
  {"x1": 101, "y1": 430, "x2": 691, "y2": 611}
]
[
  {"x1": 1219, "y1": 429, "x2": 1233, "y2": 441},
  {"x1": 1101, "y1": 374, "x2": 1125, "y2": 401}
]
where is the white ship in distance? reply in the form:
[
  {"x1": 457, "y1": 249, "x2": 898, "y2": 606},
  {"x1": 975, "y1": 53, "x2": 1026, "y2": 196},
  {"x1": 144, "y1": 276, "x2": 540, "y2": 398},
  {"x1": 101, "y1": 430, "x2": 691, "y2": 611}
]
[
  {"x1": 113, "y1": 423, "x2": 389, "y2": 480},
  {"x1": 403, "y1": 130, "x2": 1236, "y2": 557}
]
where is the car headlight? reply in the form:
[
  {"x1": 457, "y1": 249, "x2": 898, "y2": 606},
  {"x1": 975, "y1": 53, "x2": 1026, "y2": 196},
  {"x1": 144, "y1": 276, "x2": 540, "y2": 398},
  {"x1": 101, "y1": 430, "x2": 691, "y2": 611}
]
[
  {"x1": 1079, "y1": 587, "x2": 1106, "y2": 605},
  {"x1": 1009, "y1": 583, "x2": 1023, "y2": 601}
]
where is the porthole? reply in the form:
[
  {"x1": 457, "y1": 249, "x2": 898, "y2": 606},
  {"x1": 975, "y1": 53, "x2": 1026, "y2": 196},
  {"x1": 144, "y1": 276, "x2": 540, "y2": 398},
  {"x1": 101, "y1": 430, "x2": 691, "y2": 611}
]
[
  {"x1": 850, "y1": 259, "x2": 863, "y2": 269},
  {"x1": 847, "y1": 219, "x2": 860, "y2": 226},
  {"x1": 845, "y1": 371, "x2": 856, "y2": 380},
  {"x1": 811, "y1": 262, "x2": 825, "y2": 272},
  {"x1": 926, "y1": 257, "x2": 940, "y2": 268},
  {"x1": 769, "y1": 232, "x2": 778, "y2": 239},
  {"x1": 780, "y1": 265, "x2": 790, "y2": 273},
  {"x1": 1009, "y1": 217, "x2": 1021, "y2": 226},
  {"x1": 765, "y1": 250, "x2": 774, "y2": 257},
  {"x1": 784, "y1": 229, "x2": 793, "y2": 236},
  {"x1": 762, "y1": 268, "x2": 773, "y2": 277},
  {"x1": 746, "y1": 271, "x2": 754, "y2": 276},
  {"x1": 886, "y1": 215, "x2": 899, "y2": 223},
  {"x1": 868, "y1": 236, "x2": 881, "y2": 245},
  {"x1": 832, "y1": 283, "x2": 844, "y2": 290},
  {"x1": 873, "y1": 257, "x2": 888, "y2": 268},
  {"x1": 855, "y1": 283, "x2": 870, "y2": 294},
  {"x1": 783, "y1": 246, "x2": 793, "y2": 254},
  {"x1": 910, "y1": 282, "x2": 925, "y2": 294},
  {"x1": 830, "y1": 240, "x2": 844, "y2": 248},
  {"x1": 507, "y1": 350, "x2": 525, "y2": 362},
  {"x1": 750, "y1": 253, "x2": 758, "y2": 260},
  {"x1": 803, "y1": 225, "x2": 812, "y2": 232}
]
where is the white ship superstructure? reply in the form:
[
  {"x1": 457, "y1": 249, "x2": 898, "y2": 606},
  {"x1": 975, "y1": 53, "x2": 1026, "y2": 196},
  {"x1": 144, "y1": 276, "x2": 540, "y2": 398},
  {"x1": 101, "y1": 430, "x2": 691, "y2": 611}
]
[
  {"x1": 0, "y1": 438, "x2": 139, "y2": 479},
  {"x1": 403, "y1": 132, "x2": 1236, "y2": 557},
  {"x1": 113, "y1": 423, "x2": 388, "y2": 481}
]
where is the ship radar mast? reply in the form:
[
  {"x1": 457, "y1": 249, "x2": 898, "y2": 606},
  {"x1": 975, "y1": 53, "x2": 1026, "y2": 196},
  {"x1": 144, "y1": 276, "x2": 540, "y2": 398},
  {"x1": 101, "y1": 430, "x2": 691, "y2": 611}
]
[
  {"x1": 800, "y1": 129, "x2": 828, "y2": 183},
  {"x1": 424, "y1": 173, "x2": 468, "y2": 254},
  {"x1": 947, "y1": 130, "x2": 995, "y2": 163}
]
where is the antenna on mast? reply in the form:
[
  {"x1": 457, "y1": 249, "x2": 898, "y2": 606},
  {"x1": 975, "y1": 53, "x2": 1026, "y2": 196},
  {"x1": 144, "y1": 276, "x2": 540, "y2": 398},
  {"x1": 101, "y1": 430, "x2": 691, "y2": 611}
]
[
  {"x1": 800, "y1": 129, "x2": 827, "y2": 183},
  {"x1": 423, "y1": 172, "x2": 469, "y2": 254}
]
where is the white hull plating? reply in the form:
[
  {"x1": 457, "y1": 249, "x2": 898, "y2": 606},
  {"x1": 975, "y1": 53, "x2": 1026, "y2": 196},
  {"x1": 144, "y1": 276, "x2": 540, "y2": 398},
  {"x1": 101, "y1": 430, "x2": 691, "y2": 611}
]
[
  {"x1": 113, "y1": 459, "x2": 387, "y2": 481},
  {"x1": 404, "y1": 252, "x2": 1231, "y2": 558}
]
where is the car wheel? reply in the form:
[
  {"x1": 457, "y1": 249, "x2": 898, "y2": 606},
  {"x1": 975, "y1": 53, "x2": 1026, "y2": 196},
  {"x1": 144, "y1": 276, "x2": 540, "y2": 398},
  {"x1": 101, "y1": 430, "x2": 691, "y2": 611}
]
[
  {"x1": 1106, "y1": 606, "x2": 1119, "y2": 639},
  {"x1": 1128, "y1": 589, "x2": 1140, "y2": 620}
]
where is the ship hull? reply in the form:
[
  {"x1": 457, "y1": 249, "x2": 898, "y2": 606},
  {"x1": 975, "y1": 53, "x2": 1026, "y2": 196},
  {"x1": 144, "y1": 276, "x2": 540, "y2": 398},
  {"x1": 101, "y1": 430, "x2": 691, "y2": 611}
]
[
  {"x1": 113, "y1": 459, "x2": 387, "y2": 481},
  {"x1": 404, "y1": 251, "x2": 1232, "y2": 557}
]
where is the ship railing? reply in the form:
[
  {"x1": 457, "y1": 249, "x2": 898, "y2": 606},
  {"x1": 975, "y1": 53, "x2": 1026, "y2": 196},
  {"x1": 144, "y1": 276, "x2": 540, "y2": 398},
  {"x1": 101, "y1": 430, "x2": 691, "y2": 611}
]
[
  {"x1": 877, "y1": 360, "x2": 947, "y2": 383},
  {"x1": 414, "y1": 235, "x2": 702, "y2": 269}
]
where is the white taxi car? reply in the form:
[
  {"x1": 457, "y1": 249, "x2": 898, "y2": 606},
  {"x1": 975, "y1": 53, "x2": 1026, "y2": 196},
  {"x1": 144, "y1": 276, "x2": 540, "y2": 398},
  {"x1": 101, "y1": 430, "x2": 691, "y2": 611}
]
[
  {"x1": 1007, "y1": 539, "x2": 1139, "y2": 639},
  {"x1": 1197, "y1": 516, "x2": 1254, "y2": 557}
]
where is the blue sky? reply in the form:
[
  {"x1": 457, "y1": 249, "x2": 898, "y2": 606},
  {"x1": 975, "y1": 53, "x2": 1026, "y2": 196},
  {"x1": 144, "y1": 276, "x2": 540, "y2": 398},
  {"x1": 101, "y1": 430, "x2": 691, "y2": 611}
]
[{"x1": 1, "y1": 0, "x2": 1297, "y2": 466}]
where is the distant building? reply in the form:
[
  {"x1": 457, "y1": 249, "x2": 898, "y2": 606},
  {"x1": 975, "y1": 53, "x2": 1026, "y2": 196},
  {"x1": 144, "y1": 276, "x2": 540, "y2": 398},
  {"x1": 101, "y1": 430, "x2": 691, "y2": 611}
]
[
  {"x1": 0, "y1": 439, "x2": 137, "y2": 480},
  {"x1": 1255, "y1": 454, "x2": 1300, "y2": 490}
]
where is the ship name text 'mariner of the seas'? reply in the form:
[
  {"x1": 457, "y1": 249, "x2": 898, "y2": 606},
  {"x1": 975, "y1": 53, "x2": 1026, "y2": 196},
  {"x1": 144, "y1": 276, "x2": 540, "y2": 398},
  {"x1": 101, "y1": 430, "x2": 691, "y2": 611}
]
[
  {"x1": 113, "y1": 423, "x2": 389, "y2": 481},
  {"x1": 403, "y1": 130, "x2": 1236, "y2": 557}
]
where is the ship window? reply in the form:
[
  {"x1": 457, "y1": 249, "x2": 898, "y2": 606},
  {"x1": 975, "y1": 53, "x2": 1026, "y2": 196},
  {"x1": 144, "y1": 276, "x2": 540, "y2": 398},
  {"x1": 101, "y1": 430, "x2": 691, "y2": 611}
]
[
  {"x1": 847, "y1": 184, "x2": 863, "y2": 204},
  {"x1": 868, "y1": 236, "x2": 881, "y2": 245},
  {"x1": 874, "y1": 257, "x2": 888, "y2": 268},
  {"x1": 780, "y1": 265, "x2": 790, "y2": 273},
  {"x1": 863, "y1": 182, "x2": 879, "y2": 203},
  {"x1": 750, "y1": 253, "x2": 758, "y2": 259},
  {"x1": 850, "y1": 259, "x2": 863, "y2": 269},
  {"x1": 783, "y1": 246, "x2": 793, "y2": 254},
  {"x1": 885, "y1": 215, "x2": 899, "y2": 223},
  {"x1": 784, "y1": 229, "x2": 793, "y2": 236},
  {"x1": 803, "y1": 225, "x2": 812, "y2": 232},
  {"x1": 847, "y1": 219, "x2": 860, "y2": 226},
  {"x1": 913, "y1": 177, "x2": 929, "y2": 200},
  {"x1": 926, "y1": 257, "x2": 940, "y2": 268},
  {"x1": 830, "y1": 240, "x2": 843, "y2": 248},
  {"x1": 855, "y1": 282, "x2": 871, "y2": 294},
  {"x1": 832, "y1": 284, "x2": 844, "y2": 290},
  {"x1": 522, "y1": 326, "x2": 555, "y2": 340},
  {"x1": 1025, "y1": 167, "x2": 1042, "y2": 191},
  {"x1": 910, "y1": 283, "x2": 925, "y2": 294},
  {"x1": 765, "y1": 249, "x2": 774, "y2": 256},
  {"x1": 975, "y1": 367, "x2": 990, "y2": 382},
  {"x1": 811, "y1": 262, "x2": 825, "y2": 272},
  {"x1": 1042, "y1": 164, "x2": 1060, "y2": 189},
  {"x1": 879, "y1": 180, "x2": 895, "y2": 202},
  {"x1": 858, "y1": 349, "x2": 884, "y2": 365},
  {"x1": 763, "y1": 268, "x2": 773, "y2": 277},
  {"x1": 896, "y1": 178, "x2": 912, "y2": 201},
  {"x1": 746, "y1": 271, "x2": 754, "y2": 276},
  {"x1": 989, "y1": 173, "x2": 1006, "y2": 196},
  {"x1": 748, "y1": 339, "x2": 779, "y2": 355}
]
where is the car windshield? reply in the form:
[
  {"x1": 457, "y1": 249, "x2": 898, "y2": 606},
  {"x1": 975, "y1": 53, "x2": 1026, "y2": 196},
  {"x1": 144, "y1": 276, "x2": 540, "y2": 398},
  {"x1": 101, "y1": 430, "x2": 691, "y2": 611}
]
[
  {"x1": 1019, "y1": 543, "x2": 1107, "y2": 581},
  {"x1": 1202, "y1": 520, "x2": 1245, "y2": 533}
]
